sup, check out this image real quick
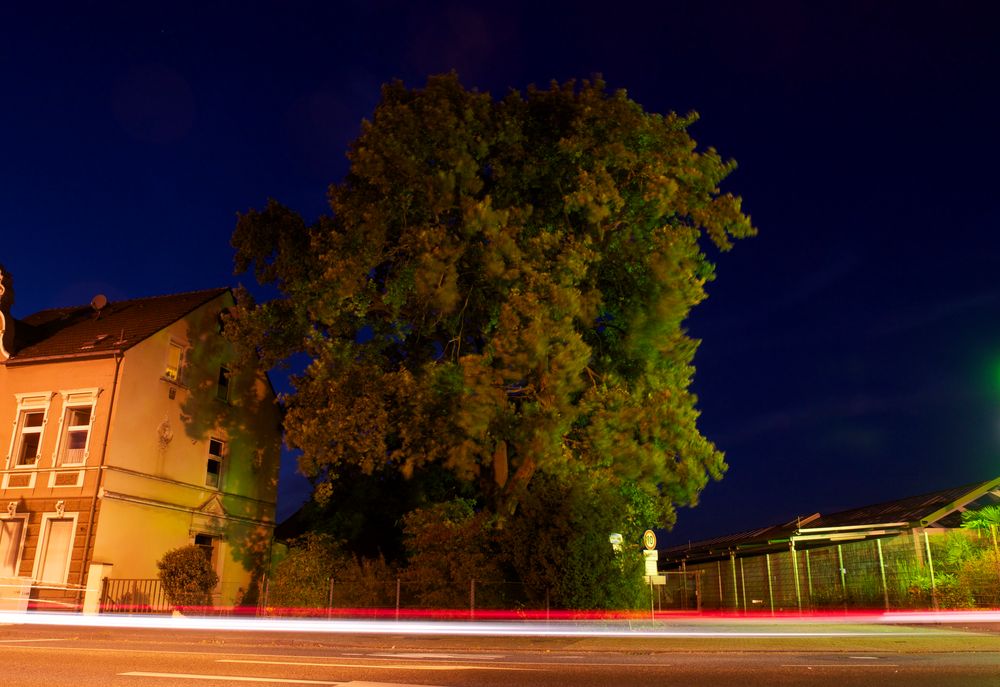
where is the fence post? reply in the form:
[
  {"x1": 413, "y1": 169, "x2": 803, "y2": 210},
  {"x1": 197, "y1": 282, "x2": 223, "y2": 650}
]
[
  {"x1": 681, "y1": 560, "x2": 688, "y2": 611},
  {"x1": 257, "y1": 574, "x2": 266, "y2": 616},
  {"x1": 545, "y1": 588, "x2": 550, "y2": 622},
  {"x1": 730, "y1": 553, "x2": 739, "y2": 611},
  {"x1": 876, "y1": 539, "x2": 890, "y2": 610},
  {"x1": 716, "y1": 561, "x2": 723, "y2": 610},
  {"x1": 470, "y1": 579, "x2": 475, "y2": 620},
  {"x1": 924, "y1": 531, "x2": 938, "y2": 610},
  {"x1": 991, "y1": 524, "x2": 1000, "y2": 595},
  {"x1": 739, "y1": 558, "x2": 747, "y2": 613},
  {"x1": 790, "y1": 541, "x2": 802, "y2": 613},
  {"x1": 837, "y1": 544, "x2": 847, "y2": 608},
  {"x1": 696, "y1": 571, "x2": 702, "y2": 612},
  {"x1": 649, "y1": 576, "x2": 655, "y2": 619},
  {"x1": 765, "y1": 553, "x2": 774, "y2": 615},
  {"x1": 395, "y1": 577, "x2": 401, "y2": 621},
  {"x1": 805, "y1": 549, "x2": 813, "y2": 602},
  {"x1": 327, "y1": 577, "x2": 334, "y2": 619},
  {"x1": 100, "y1": 577, "x2": 109, "y2": 612}
]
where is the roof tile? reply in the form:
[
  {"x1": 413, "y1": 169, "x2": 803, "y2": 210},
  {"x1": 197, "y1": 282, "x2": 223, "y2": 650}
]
[{"x1": 8, "y1": 287, "x2": 228, "y2": 361}]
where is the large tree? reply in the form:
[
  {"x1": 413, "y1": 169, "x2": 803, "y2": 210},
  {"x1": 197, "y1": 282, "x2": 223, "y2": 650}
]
[{"x1": 230, "y1": 74, "x2": 754, "y2": 559}]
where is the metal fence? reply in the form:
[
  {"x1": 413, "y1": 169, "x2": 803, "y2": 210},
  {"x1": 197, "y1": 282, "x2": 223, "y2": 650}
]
[
  {"x1": 100, "y1": 578, "x2": 172, "y2": 613},
  {"x1": 261, "y1": 577, "x2": 552, "y2": 619},
  {"x1": 668, "y1": 530, "x2": 1000, "y2": 612},
  {"x1": 97, "y1": 532, "x2": 999, "y2": 616},
  {"x1": 99, "y1": 578, "x2": 254, "y2": 614},
  {"x1": 256, "y1": 573, "x2": 707, "y2": 619}
]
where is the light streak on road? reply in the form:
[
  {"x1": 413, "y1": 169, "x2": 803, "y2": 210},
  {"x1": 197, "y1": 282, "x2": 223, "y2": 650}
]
[
  {"x1": 2, "y1": 610, "x2": 997, "y2": 637},
  {"x1": 217, "y1": 658, "x2": 523, "y2": 671},
  {"x1": 120, "y1": 672, "x2": 341, "y2": 684}
]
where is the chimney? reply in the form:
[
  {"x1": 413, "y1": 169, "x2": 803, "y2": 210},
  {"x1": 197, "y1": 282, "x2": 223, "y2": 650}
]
[{"x1": 0, "y1": 264, "x2": 15, "y2": 361}]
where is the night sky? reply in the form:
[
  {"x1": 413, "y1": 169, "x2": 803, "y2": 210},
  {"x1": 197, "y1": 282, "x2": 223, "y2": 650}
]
[{"x1": 3, "y1": 2, "x2": 999, "y2": 542}]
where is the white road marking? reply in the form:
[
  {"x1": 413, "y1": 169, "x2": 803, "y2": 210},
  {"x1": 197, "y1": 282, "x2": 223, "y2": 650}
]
[
  {"x1": 218, "y1": 659, "x2": 529, "y2": 671},
  {"x1": 371, "y1": 652, "x2": 503, "y2": 660},
  {"x1": 0, "y1": 638, "x2": 68, "y2": 643},
  {"x1": 119, "y1": 672, "x2": 343, "y2": 684},
  {"x1": 781, "y1": 664, "x2": 899, "y2": 668},
  {"x1": 849, "y1": 656, "x2": 881, "y2": 660}
]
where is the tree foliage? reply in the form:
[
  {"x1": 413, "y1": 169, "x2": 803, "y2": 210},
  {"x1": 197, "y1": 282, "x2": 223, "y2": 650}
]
[
  {"x1": 497, "y1": 474, "x2": 654, "y2": 609},
  {"x1": 229, "y1": 74, "x2": 755, "y2": 598},
  {"x1": 401, "y1": 499, "x2": 504, "y2": 608},
  {"x1": 267, "y1": 533, "x2": 394, "y2": 610},
  {"x1": 157, "y1": 545, "x2": 219, "y2": 610}
]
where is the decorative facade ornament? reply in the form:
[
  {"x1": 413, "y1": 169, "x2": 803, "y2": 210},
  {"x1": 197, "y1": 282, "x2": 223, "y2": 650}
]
[
  {"x1": 0, "y1": 264, "x2": 15, "y2": 361},
  {"x1": 6, "y1": 501, "x2": 16, "y2": 517},
  {"x1": 55, "y1": 500, "x2": 65, "y2": 518},
  {"x1": 157, "y1": 417, "x2": 174, "y2": 450}
]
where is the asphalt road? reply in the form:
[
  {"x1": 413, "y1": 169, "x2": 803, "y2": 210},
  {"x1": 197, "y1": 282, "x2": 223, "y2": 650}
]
[{"x1": 1, "y1": 615, "x2": 999, "y2": 687}]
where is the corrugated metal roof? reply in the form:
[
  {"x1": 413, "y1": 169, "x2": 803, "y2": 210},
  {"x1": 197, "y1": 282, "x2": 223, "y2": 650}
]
[
  {"x1": 802, "y1": 482, "x2": 991, "y2": 530},
  {"x1": 662, "y1": 476, "x2": 1000, "y2": 563},
  {"x1": 7, "y1": 287, "x2": 228, "y2": 362}
]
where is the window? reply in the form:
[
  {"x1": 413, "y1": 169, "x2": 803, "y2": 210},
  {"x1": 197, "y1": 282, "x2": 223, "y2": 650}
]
[
  {"x1": 7, "y1": 393, "x2": 53, "y2": 470},
  {"x1": 194, "y1": 533, "x2": 215, "y2": 561},
  {"x1": 206, "y1": 439, "x2": 224, "y2": 488},
  {"x1": 14, "y1": 410, "x2": 45, "y2": 466},
  {"x1": 216, "y1": 366, "x2": 231, "y2": 402},
  {"x1": 35, "y1": 516, "x2": 75, "y2": 585},
  {"x1": 58, "y1": 406, "x2": 92, "y2": 465},
  {"x1": 165, "y1": 342, "x2": 184, "y2": 382},
  {"x1": 193, "y1": 533, "x2": 220, "y2": 582},
  {"x1": 0, "y1": 518, "x2": 26, "y2": 578}
]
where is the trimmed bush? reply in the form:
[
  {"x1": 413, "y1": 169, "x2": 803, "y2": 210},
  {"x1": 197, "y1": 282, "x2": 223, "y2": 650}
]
[{"x1": 157, "y1": 545, "x2": 219, "y2": 611}]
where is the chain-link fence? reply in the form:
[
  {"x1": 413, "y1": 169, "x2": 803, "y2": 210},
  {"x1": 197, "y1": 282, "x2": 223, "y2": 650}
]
[{"x1": 258, "y1": 577, "x2": 557, "y2": 619}]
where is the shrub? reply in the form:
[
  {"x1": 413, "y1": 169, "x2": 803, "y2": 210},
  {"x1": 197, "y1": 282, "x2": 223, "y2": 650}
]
[
  {"x1": 157, "y1": 545, "x2": 219, "y2": 611},
  {"x1": 957, "y1": 550, "x2": 1000, "y2": 607},
  {"x1": 402, "y1": 500, "x2": 503, "y2": 609},
  {"x1": 267, "y1": 533, "x2": 395, "y2": 611}
]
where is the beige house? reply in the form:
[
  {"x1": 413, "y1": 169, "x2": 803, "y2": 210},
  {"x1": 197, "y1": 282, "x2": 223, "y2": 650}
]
[{"x1": 0, "y1": 267, "x2": 281, "y2": 610}]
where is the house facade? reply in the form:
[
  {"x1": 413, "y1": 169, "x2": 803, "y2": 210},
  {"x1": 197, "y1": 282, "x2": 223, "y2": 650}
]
[{"x1": 0, "y1": 268, "x2": 281, "y2": 610}]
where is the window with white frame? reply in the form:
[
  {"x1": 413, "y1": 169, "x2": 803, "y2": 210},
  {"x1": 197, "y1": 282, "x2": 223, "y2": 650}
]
[
  {"x1": 7, "y1": 393, "x2": 52, "y2": 469},
  {"x1": 14, "y1": 411, "x2": 44, "y2": 466},
  {"x1": 165, "y1": 342, "x2": 185, "y2": 382},
  {"x1": 54, "y1": 389, "x2": 99, "y2": 467},
  {"x1": 0, "y1": 517, "x2": 26, "y2": 578},
  {"x1": 58, "y1": 407, "x2": 91, "y2": 465},
  {"x1": 206, "y1": 438, "x2": 224, "y2": 488},
  {"x1": 34, "y1": 514, "x2": 77, "y2": 585}
]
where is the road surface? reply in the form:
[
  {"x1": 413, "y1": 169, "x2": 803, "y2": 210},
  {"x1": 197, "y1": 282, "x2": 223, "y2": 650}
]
[{"x1": 1, "y1": 613, "x2": 998, "y2": 686}]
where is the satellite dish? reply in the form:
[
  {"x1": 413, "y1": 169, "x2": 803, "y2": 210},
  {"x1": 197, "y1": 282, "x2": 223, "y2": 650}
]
[{"x1": 91, "y1": 294, "x2": 108, "y2": 312}]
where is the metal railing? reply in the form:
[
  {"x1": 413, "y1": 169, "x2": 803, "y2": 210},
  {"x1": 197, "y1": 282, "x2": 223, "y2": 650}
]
[{"x1": 100, "y1": 578, "x2": 171, "y2": 613}]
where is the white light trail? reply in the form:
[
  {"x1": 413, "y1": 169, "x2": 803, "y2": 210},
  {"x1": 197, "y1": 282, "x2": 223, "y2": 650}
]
[{"x1": 3, "y1": 610, "x2": 995, "y2": 637}]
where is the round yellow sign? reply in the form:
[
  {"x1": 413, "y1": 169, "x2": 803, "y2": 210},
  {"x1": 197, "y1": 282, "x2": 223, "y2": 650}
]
[{"x1": 642, "y1": 529, "x2": 657, "y2": 550}]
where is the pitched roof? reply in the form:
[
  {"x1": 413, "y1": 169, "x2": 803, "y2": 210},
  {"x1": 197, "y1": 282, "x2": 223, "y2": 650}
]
[
  {"x1": 7, "y1": 287, "x2": 229, "y2": 362},
  {"x1": 802, "y1": 480, "x2": 997, "y2": 530},
  {"x1": 662, "y1": 475, "x2": 1000, "y2": 563}
]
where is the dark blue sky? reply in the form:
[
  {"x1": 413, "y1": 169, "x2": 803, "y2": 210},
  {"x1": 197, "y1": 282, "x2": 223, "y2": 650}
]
[{"x1": 2, "y1": 2, "x2": 998, "y2": 538}]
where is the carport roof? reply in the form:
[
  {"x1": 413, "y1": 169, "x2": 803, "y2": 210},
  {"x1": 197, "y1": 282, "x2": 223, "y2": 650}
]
[{"x1": 662, "y1": 475, "x2": 1000, "y2": 564}]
